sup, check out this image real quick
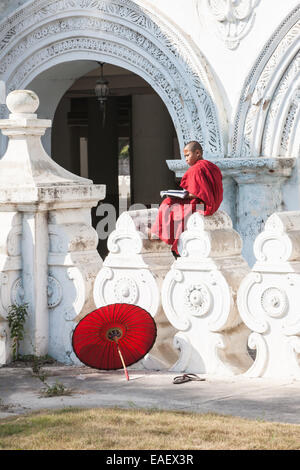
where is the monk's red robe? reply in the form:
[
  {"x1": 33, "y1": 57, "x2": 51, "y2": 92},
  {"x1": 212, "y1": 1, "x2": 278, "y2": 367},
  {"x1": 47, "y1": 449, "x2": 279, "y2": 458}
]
[{"x1": 151, "y1": 159, "x2": 223, "y2": 253}]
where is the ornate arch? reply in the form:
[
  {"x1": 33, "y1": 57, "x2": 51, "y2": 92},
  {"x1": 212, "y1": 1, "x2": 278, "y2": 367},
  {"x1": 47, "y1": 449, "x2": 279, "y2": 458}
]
[
  {"x1": 0, "y1": 0, "x2": 225, "y2": 158},
  {"x1": 230, "y1": 4, "x2": 300, "y2": 158}
]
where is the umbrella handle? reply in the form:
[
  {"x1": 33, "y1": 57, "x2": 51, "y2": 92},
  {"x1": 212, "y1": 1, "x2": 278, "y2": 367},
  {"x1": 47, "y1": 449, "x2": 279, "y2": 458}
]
[{"x1": 115, "y1": 340, "x2": 129, "y2": 381}]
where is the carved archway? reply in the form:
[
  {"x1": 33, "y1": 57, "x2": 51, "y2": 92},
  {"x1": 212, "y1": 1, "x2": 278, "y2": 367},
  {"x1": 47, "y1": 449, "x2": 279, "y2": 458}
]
[
  {"x1": 0, "y1": 0, "x2": 226, "y2": 159},
  {"x1": 230, "y1": 4, "x2": 300, "y2": 158}
]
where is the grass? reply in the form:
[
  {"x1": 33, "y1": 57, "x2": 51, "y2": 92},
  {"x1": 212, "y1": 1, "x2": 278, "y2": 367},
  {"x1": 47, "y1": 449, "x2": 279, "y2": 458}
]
[{"x1": 0, "y1": 407, "x2": 300, "y2": 450}]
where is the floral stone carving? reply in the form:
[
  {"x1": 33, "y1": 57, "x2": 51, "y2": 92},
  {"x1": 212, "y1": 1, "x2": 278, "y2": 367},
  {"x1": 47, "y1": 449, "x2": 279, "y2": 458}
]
[
  {"x1": 0, "y1": 89, "x2": 105, "y2": 363},
  {"x1": 206, "y1": 0, "x2": 260, "y2": 50}
]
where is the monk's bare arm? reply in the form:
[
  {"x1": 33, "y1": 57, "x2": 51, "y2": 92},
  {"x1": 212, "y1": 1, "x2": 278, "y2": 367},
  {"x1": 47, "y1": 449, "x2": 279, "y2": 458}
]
[{"x1": 187, "y1": 193, "x2": 205, "y2": 204}]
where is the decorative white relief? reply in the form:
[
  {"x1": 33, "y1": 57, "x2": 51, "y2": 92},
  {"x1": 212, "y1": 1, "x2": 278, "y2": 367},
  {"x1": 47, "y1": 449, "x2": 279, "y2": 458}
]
[
  {"x1": 169, "y1": 332, "x2": 193, "y2": 372},
  {"x1": 0, "y1": 0, "x2": 225, "y2": 158},
  {"x1": 244, "y1": 332, "x2": 268, "y2": 377},
  {"x1": 65, "y1": 267, "x2": 86, "y2": 321},
  {"x1": 260, "y1": 287, "x2": 288, "y2": 318},
  {"x1": 162, "y1": 210, "x2": 252, "y2": 375},
  {"x1": 93, "y1": 208, "x2": 179, "y2": 369},
  {"x1": 10, "y1": 274, "x2": 62, "y2": 310},
  {"x1": 47, "y1": 275, "x2": 62, "y2": 309},
  {"x1": 237, "y1": 210, "x2": 300, "y2": 379},
  {"x1": 285, "y1": 336, "x2": 300, "y2": 379},
  {"x1": 206, "y1": 0, "x2": 260, "y2": 50},
  {"x1": 280, "y1": 89, "x2": 300, "y2": 156},
  {"x1": 0, "y1": 321, "x2": 11, "y2": 365},
  {"x1": 230, "y1": 5, "x2": 300, "y2": 158},
  {"x1": 113, "y1": 276, "x2": 138, "y2": 305},
  {"x1": 10, "y1": 277, "x2": 25, "y2": 306},
  {"x1": 162, "y1": 269, "x2": 191, "y2": 332},
  {"x1": 184, "y1": 283, "x2": 211, "y2": 316},
  {"x1": 48, "y1": 214, "x2": 102, "y2": 364}
]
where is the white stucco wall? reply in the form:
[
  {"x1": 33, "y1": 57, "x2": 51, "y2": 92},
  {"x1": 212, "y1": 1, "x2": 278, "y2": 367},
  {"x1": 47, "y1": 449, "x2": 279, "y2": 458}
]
[
  {"x1": 1, "y1": 0, "x2": 299, "y2": 146},
  {"x1": 145, "y1": 0, "x2": 300, "y2": 131}
]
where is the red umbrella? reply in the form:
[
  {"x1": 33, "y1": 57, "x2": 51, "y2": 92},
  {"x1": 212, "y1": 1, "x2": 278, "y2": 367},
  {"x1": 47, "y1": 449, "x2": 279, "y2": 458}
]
[{"x1": 72, "y1": 303, "x2": 157, "y2": 381}]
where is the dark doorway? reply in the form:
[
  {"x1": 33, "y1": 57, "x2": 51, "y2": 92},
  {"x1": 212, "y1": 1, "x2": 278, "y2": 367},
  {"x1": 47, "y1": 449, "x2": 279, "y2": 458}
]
[{"x1": 51, "y1": 63, "x2": 179, "y2": 261}]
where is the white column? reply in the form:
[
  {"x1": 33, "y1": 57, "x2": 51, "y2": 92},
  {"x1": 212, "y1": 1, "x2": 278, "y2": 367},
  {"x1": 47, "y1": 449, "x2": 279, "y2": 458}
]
[
  {"x1": 0, "y1": 90, "x2": 106, "y2": 363},
  {"x1": 21, "y1": 210, "x2": 49, "y2": 355},
  {"x1": 235, "y1": 173, "x2": 287, "y2": 267}
]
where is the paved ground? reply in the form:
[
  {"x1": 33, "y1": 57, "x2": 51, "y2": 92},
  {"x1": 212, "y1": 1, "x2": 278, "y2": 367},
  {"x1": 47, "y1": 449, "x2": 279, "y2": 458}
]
[{"x1": 1, "y1": 364, "x2": 300, "y2": 424}]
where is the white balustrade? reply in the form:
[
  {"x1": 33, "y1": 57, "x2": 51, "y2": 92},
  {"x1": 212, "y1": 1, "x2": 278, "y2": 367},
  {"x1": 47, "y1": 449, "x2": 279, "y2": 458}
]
[
  {"x1": 162, "y1": 210, "x2": 253, "y2": 375},
  {"x1": 93, "y1": 208, "x2": 179, "y2": 369},
  {"x1": 2, "y1": 90, "x2": 300, "y2": 379},
  {"x1": 237, "y1": 212, "x2": 300, "y2": 379}
]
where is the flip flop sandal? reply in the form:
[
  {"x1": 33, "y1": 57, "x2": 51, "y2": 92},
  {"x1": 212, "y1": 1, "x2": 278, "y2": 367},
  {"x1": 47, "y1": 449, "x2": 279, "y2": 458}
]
[{"x1": 172, "y1": 373, "x2": 205, "y2": 384}]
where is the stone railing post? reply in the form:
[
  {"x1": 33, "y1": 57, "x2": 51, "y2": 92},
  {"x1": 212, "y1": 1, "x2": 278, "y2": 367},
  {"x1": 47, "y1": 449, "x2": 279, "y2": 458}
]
[
  {"x1": 162, "y1": 210, "x2": 253, "y2": 375},
  {"x1": 0, "y1": 212, "x2": 22, "y2": 363},
  {"x1": 0, "y1": 90, "x2": 105, "y2": 364},
  {"x1": 93, "y1": 208, "x2": 179, "y2": 369},
  {"x1": 237, "y1": 211, "x2": 300, "y2": 379}
]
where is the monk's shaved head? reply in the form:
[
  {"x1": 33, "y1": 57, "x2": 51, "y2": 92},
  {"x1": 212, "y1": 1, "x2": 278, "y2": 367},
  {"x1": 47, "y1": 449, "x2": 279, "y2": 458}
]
[
  {"x1": 184, "y1": 141, "x2": 203, "y2": 157},
  {"x1": 183, "y1": 140, "x2": 203, "y2": 166}
]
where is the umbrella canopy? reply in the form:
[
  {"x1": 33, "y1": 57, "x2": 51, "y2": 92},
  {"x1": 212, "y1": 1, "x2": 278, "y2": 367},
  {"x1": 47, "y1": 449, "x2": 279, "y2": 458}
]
[{"x1": 72, "y1": 303, "x2": 157, "y2": 379}]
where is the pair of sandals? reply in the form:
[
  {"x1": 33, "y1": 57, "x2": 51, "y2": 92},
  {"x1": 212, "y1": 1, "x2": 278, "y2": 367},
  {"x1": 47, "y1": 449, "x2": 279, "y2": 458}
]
[{"x1": 173, "y1": 373, "x2": 205, "y2": 384}]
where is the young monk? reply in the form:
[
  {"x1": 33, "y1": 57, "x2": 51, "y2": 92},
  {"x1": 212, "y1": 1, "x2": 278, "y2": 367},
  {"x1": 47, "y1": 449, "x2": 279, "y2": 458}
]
[{"x1": 151, "y1": 141, "x2": 223, "y2": 254}]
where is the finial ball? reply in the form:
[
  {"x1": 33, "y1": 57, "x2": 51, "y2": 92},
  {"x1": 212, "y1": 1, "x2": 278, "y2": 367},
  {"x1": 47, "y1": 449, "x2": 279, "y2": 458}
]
[{"x1": 6, "y1": 90, "x2": 39, "y2": 114}]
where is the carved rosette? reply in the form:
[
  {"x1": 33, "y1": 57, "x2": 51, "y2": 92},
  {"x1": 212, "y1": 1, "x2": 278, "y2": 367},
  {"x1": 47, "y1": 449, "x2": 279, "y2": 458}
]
[
  {"x1": 0, "y1": 321, "x2": 12, "y2": 364},
  {"x1": 113, "y1": 277, "x2": 138, "y2": 305},
  {"x1": 169, "y1": 332, "x2": 193, "y2": 372},
  {"x1": 162, "y1": 210, "x2": 252, "y2": 375},
  {"x1": 10, "y1": 275, "x2": 63, "y2": 310},
  {"x1": 260, "y1": 287, "x2": 288, "y2": 318},
  {"x1": 94, "y1": 266, "x2": 159, "y2": 318},
  {"x1": 47, "y1": 275, "x2": 62, "y2": 309},
  {"x1": 237, "y1": 211, "x2": 300, "y2": 379},
  {"x1": 10, "y1": 277, "x2": 25, "y2": 307}
]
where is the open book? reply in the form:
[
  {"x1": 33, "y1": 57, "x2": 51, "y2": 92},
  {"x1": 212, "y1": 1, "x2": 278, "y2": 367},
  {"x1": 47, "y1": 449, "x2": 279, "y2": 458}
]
[{"x1": 160, "y1": 189, "x2": 189, "y2": 199}]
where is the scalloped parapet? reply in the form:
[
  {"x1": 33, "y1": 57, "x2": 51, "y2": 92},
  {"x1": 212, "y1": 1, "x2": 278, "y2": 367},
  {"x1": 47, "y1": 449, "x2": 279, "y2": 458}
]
[
  {"x1": 253, "y1": 211, "x2": 300, "y2": 266},
  {"x1": 177, "y1": 210, "x2": 242, "y2": 261},
  {"x1": 162, "y1": 209, "x2": 252, "y2": 375},
  {"x1": 237, "y1": 211, "x2": 300, "y2": 379},
  {"x1": 93, "y1": 209, "x2": 179, "y2": 370},
  {"x1": 106, "y1": 208, "x2": 167, "y2": 257}
]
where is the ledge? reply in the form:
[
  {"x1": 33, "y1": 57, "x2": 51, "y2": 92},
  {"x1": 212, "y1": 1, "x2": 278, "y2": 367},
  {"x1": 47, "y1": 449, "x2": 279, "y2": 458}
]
[
  {"x1": 0, "y1": 183, "x2": 106, "y2": 208},
  {"x1": 167, "y1": 157, "x2": 296, "y2": 179}
]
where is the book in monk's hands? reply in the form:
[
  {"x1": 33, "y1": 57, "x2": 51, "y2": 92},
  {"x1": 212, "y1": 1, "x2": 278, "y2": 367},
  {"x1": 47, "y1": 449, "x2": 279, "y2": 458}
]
[{"x1": 160, "y1": 189, "x2": 189, "y2": 199}]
